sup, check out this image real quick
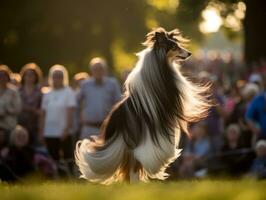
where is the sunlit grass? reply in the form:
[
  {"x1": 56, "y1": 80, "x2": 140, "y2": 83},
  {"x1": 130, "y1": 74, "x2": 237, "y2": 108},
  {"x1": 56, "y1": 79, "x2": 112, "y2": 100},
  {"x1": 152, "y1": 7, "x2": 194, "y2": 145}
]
[{"x1": 1, "y1": 179, "x2": 266, "y2": 200}]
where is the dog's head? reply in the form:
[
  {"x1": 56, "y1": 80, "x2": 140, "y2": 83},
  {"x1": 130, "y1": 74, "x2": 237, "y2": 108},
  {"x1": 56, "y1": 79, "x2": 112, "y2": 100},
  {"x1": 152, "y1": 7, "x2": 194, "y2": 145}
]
[{"x1": 143, "y1": 27, "x2": 191, "y2": 63}]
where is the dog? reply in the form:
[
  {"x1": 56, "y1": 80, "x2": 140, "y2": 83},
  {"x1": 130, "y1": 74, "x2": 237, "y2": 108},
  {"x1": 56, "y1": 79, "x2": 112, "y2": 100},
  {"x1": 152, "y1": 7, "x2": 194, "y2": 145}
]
[{"x1": 75, "y1": 27, "x2": 211, "y2": 184}]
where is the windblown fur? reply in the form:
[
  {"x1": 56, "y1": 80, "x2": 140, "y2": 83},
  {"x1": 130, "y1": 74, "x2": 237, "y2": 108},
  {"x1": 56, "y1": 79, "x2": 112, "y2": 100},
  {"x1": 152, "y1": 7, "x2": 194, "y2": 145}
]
[{"x1": 75, "y1": 27, "x2": 211, "y2": 184}]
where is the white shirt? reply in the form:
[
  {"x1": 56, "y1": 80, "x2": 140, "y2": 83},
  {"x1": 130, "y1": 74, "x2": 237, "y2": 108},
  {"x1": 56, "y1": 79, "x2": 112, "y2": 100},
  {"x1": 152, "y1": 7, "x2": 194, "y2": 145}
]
[{"x1": 41, "y1": 87, "x2": 76, "y2": 138}]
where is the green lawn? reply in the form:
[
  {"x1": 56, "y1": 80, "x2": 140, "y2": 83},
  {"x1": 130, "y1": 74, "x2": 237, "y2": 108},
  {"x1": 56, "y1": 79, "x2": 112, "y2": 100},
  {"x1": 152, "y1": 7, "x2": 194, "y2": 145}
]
[{"x1": 1, "y1": 179, "x2": 266, "y2": 200}]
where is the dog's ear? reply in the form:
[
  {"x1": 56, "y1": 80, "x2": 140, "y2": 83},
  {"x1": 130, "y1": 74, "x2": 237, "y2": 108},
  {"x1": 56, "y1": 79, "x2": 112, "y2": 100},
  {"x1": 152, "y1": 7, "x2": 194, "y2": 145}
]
[
  {"x1": 168, "y1": 29, "x2": 180, "y2": 39},
  {"x1": 168, "y1": 29, "x2": 189, "y2": 46},
  {"x1": 142, "y1": 27, "x2": 168, "y2": 48},
  {"x1": 155, "y1": 31, "x2": 166, "y2": 44}
]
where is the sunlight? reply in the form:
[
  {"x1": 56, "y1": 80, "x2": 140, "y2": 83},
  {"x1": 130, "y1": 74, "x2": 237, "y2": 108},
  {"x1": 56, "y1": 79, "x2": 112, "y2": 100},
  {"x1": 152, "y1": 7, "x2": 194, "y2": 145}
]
[
  {"x1": 147, "y1": 0, "x2": 179, "y2": 13},
  {"x1": 146, "y1": 15, "x2": 159, "y2": 29},
  {"x1": 199, "y1": 7, "x2": 222, "y2": 34},
  {"x1": 111, "y1": 39, "x2": 136, "y2": 74},
  {"x1": 225, "y1": 1, "x2": 246, "y2": 31},
  {"x1": 225, "y1": 14, "x2": 241, "y2": 31}
]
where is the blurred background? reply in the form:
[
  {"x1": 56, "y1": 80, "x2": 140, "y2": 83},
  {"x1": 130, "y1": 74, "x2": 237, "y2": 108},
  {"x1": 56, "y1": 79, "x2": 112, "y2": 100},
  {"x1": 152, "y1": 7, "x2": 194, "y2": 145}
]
[{"x1": 0, "y1": 0, "x2": 265, "y2": 75}]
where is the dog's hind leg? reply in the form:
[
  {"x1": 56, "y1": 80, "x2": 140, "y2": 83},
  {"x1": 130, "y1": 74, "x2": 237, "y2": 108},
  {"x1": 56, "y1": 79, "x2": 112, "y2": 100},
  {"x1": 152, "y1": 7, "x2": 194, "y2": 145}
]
[
  {"x1": 129, "y1": 169, "x2": 139, "y2": 183},
  {"x1": 122, "y1": 150, "x2": 141, "y2": 183},
  {"x1": 122, "y1": 150, "x2": 140, "y2": 183},
  {"x1": 129, "y1": 159, "x2": 142, "y2": 183}
]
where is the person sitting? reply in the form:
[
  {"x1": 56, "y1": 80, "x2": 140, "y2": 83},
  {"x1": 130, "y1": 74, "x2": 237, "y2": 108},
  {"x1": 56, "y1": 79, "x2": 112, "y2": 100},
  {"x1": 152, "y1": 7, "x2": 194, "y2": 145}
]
[
  {"x1": 221, "y1": 124, "x2": 244, "y2": 152},
  {"x1": 250, "y1": 140, "x2": 266, "y2": 179},
  {"x1": 0, "y1": 125, "x2": 35, "y2": 181},
  {"x1": 219, "y1": 124, "x2": 253, "y2": 177},
  {"x1": 179, "y1": 122, "x2": 210, "y2": 178}
]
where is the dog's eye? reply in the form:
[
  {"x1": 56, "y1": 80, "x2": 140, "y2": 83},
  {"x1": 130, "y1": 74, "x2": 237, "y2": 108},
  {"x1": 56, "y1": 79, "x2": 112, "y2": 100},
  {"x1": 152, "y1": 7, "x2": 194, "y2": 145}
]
[{"x1": 172, "y1": 46, "x2": 178, "y2": 51}]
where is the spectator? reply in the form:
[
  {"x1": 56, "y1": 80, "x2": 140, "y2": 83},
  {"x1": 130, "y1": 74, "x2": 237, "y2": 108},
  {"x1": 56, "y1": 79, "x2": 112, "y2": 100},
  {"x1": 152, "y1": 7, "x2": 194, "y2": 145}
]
[
  {"x1": 224, "y1": 84, "x2": 239, "y2": 115},
  {"x1": 250, "y1": 140, "x2": 266, "y2": 179},
  {"x1": 179, "y1": 123, "x2": 210, "y2": 178},
  {"x1": 248, "y1": 71, "x2": 263, "y2": 92},
  {"x1": 0, "y1": 65, "x2": 22, "y2": 149},
  {"x1": 39, "y1": 65, "x2": 77, "y2": 172},
  {"x1": 245, "y1": 90, "x2": 266, "y2": 141},
  {"x1": 71, "y1": 72, "x2": 90, "y2": 140},
  {"x1": 222, "y1": 124, "x2": 243, "y2": 151},
  {"x1": 198, "y1": 71, "x2": 225, "y2": 152},
  {"x1": 78, "y1": 57, "x2": 121, "y2": 139},
  {"x1": 10, "y1": 73, "x2": 21, "y2": 87},
  {"x1": 0, "y1": 125, "x2": 35, "y2": 181},
  {"x1": 219, "y1": 124, "x2": 252, "y2": 176},
  {"x1": 71, "y1": 72, "x2": 89, "y2": 92},
  {"x1": 227, "y1": 83, "x2": 259, "y2": 147},
  {"x1": 18, "y1": 63, "x2": 43, "y2": 146}
]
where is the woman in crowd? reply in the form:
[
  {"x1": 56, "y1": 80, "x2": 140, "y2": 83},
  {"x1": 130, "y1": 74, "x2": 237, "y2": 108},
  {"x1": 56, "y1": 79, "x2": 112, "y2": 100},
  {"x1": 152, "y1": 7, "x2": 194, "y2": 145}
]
[
  {"x1": 18, "y1": 63, "x2": 43, "y2": 146},
  {"x1": 39, "y1": 65, "x2": 76, "y2": 173},
  {"x1": 0, "y1": 125, "x2": 35, "y2": 181},
  {"x1": 250, "y1": 140, "x2": 266, "y2": 179},
  {"x1": 0, "y1": 65, "x2": 21, "y2": 149}
]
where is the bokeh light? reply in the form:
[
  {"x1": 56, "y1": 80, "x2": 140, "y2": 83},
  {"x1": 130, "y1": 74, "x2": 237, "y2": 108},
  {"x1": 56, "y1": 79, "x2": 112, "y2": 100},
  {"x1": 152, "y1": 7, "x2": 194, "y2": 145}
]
[{"x1": 199, "y1": 7, "x2": 222, "y2": 33}]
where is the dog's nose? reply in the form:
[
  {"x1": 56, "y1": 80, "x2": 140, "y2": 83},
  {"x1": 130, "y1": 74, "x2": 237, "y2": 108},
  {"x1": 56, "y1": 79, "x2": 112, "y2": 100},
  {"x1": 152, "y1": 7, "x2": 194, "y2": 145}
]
[{"x1": 187, "y1": 52, "x2": 192, "y2": 57}]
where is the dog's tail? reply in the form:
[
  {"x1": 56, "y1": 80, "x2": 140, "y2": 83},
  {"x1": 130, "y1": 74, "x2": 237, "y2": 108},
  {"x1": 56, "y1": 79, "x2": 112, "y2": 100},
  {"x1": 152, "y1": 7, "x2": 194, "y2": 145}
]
[
  {"x1": 75, "y1": 96, "x2": 182, "y2": 184},
  {"x1": 75, "y1": 134, "x2": 128, "y2": 184},
  {"x1": 75, "y1": 132, "x2": 181, "y2": 184}
]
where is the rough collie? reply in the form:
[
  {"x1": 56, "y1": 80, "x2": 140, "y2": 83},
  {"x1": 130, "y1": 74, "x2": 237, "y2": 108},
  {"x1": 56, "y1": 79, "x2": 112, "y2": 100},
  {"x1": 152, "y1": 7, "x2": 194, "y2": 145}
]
[{"x1": 75, "y1": 27, "x2": 211, "y2": 184}]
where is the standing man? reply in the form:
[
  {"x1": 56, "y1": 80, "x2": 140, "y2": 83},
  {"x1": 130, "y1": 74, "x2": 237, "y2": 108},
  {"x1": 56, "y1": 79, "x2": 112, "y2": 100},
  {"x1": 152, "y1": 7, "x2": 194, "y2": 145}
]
[
  {"x1": 78, "y1": 57, "x2": 121, "y2": 139},
  {"x1": 246, "y1": 91, "x2": 266, "y2": 141}
]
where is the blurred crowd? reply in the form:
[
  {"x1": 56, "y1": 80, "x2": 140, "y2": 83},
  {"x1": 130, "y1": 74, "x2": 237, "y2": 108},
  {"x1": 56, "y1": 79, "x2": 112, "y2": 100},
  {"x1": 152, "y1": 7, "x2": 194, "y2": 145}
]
[
  {"x1": 174, "y1": 53, "x2": 266, "y2": 180},
  {"x1": 0, "y1": 58, "x2": 121, "y2": 181},
  {"x1": 0, "y1": 53, "x2": 266, "y2": 182}
]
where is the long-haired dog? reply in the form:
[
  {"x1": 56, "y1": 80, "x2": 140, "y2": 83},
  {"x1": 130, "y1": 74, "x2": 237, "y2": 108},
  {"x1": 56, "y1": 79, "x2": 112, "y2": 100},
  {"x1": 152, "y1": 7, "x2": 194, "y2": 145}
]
[{"x1": 75, "y1": 27, "x2": 211, "y2": 184}]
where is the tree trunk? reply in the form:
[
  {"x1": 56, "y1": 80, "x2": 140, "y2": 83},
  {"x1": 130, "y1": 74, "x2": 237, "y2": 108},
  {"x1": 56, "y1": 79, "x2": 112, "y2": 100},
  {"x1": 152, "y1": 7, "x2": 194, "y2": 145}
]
[{"x1": 244, "y1": 0, "x2": 266, "y2": 65}]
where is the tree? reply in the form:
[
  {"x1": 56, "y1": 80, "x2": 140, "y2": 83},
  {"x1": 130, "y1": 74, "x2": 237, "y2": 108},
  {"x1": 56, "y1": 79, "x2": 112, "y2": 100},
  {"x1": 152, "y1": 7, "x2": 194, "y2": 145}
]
[
  {"x1": 0, "y1": 0, "x2": 148, "y2": 74},
  {"x1": 172, "y1": 0, "x2": 266, "y2": 65},
  {"x1": 243, "y1": 0, "x2": 266, "y2": 65},
  {"x1": 0, "y1": 0, "x2": 265, "y2": 74}
]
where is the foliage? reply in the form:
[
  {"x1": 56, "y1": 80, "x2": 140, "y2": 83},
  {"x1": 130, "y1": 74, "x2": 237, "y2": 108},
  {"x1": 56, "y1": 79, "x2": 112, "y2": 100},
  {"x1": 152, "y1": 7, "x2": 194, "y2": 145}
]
[{"x1": 0, "y1": 0, "x2": 264, "y2": 75}]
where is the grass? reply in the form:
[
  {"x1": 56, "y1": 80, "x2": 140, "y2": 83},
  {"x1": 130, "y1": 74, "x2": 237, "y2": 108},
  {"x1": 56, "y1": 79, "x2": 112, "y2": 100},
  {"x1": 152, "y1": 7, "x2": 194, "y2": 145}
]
[{"x1": 0, "y1": 179, "x2": 266, "y2": 200}]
